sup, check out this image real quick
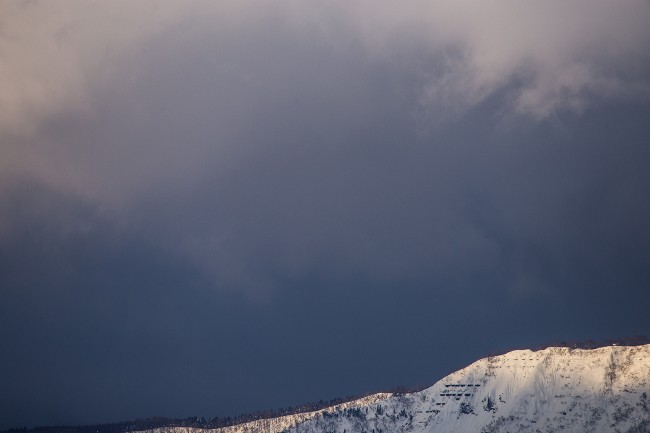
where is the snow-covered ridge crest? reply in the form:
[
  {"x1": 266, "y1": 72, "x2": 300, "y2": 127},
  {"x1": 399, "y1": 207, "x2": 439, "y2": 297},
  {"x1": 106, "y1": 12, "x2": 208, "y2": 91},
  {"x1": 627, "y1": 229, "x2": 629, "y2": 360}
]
[
  {"x1": 139, "y1": 344, "x2": 650, "y2": 433},
  {"x1": 138, "y1": 393, "x2": 392, "y2": 433}
]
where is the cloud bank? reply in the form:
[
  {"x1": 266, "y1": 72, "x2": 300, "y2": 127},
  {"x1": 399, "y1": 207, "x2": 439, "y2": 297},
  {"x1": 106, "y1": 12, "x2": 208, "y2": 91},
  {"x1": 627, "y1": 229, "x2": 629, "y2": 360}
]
[{"x1": 1, "y1": 0, "x2": 650, "y2": 296}]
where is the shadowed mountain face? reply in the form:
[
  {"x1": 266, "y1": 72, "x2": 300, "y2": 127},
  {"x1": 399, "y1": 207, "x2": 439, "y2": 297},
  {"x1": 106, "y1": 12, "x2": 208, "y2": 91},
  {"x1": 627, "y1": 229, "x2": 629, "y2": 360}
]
[{"x1": 138, "y1": 345, "x2": 649, "y2": 433}]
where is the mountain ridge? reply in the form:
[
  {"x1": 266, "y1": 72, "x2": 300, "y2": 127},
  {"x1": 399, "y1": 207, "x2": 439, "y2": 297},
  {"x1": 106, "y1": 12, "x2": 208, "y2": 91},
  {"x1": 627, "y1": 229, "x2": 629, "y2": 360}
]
[
  {"x1": 139, "y1": 344, "x2": 650, "y2": 433},
  {"x1": 5, "y1": 342, "x2": 649, "y2": 433}
]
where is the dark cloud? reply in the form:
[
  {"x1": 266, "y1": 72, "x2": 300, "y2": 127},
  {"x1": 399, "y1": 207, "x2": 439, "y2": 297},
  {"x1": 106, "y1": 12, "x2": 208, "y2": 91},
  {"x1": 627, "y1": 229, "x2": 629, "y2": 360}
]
[
  {"x1": 1, "y1": 1, "x2": 650, "y2": 429},
  {"x1": 3, "y1": 99, "x2": 649, "y2": 428}
]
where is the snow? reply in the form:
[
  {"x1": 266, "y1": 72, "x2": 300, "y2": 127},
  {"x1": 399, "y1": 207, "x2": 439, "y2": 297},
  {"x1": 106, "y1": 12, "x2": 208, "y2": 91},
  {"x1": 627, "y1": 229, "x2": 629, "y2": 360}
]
[{"x1": 138, "y1": 344, "x2": 650, "y2": 433}]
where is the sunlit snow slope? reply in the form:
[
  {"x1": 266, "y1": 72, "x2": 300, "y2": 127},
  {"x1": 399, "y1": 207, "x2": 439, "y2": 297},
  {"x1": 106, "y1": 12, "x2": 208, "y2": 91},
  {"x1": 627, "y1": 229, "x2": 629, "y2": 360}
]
[{"x1": 141, "y1": 344, "x2": 650, "y2": 433}]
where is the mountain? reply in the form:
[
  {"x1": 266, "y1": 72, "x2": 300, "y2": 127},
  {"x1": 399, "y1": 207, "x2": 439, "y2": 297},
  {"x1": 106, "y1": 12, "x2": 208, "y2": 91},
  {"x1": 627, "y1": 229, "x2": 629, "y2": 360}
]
[{"x1": 140, "y1": 344, "x2": 650, "y2": 433}]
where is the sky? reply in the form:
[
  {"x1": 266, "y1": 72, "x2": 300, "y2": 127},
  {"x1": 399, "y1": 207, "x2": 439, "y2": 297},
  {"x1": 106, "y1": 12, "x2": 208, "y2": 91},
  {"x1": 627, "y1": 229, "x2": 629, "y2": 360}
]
[{"x1": 1, "y1": 0, "x2": 650, "y2": 429}]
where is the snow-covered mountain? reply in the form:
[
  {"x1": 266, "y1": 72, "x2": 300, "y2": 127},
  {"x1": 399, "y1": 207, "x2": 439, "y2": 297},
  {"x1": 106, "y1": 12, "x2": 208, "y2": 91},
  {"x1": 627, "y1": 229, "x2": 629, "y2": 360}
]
[{"x1": 141, "y1": 344, "x2": 650, "y2": 433}]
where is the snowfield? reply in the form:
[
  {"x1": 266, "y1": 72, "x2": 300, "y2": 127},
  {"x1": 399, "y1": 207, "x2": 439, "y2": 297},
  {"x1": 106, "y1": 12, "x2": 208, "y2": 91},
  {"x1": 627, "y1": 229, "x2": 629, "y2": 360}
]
[{"x1": 139, "y1": 344, "x2": 650, "y2": 433}]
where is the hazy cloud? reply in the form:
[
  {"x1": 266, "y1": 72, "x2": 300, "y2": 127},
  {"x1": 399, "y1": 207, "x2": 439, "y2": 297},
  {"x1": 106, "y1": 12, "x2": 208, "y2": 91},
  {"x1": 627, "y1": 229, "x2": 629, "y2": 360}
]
[
  {"x1": 2, "y1": 0, "x2": 650, "y2": 295},
  {"x1": 2, "y1": 0, "x2": 649, "y2": 198}
]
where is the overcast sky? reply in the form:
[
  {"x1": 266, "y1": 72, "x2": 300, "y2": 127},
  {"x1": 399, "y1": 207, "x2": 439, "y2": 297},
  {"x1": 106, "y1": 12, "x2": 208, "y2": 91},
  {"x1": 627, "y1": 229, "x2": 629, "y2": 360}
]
[{"x1": 2, "y1": 0, "x2": 650, "y2": 429}]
